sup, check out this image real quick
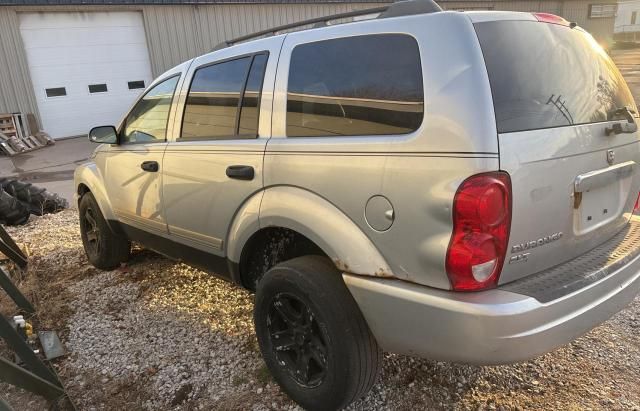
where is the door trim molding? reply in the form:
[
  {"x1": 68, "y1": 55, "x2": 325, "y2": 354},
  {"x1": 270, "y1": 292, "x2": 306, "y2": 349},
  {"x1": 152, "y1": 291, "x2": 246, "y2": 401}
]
[{"x1": 169, "y1": 225, "x2": 223, "y2": 251}]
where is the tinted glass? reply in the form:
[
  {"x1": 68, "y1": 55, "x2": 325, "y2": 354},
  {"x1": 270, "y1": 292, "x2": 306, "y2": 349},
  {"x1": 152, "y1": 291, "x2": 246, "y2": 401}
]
[
  {"x1": 128, "y1": 80, "x2": 146, "y2": 90},
  {"x1": 89, "y1": 84, "x2": 108, "y2": 93},
  {"x1": 123, "y1": 76, "x2": 179, "y2": 144},
  {"x1": 46, "y1": 87, "x2": 66, "y2": 97},
  {"x1": 182, "y1": 57, "x2": 252, "y2": 139},
  {"x1": 475, "y1": 21, "x2": 637, "y2": 134},
  {"x1": 286, "y1": 34, "x2": 424, "y2": 137},
  {"x1": 238, "y1": 54, "x2": 268, "y2": 136}
]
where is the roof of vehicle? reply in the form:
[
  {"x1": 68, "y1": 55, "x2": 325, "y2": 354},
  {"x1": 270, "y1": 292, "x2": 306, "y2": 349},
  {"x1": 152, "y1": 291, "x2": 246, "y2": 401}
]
[
  {"x1": 463, "y1": 11, "x2": 538, "y2": 23},
  {"x1": 214, "y1": 4, "x2": 564, "y2": 51},
  {"x1": 210, "y1": 0, "x2": 442, "y2": 49}
]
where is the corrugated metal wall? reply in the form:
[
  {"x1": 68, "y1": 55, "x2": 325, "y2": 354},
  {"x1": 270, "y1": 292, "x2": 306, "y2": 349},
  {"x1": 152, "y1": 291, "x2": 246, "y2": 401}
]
[
  {"x1": 142, "y1": 3, "x2": 380, "y2": 75},
  {"x1": 0, "y1": 3, "x2": 380, "y2": 125},
  {"x1": 560, "y1": 0, "x2": 617, "y2": 42},
  {"x1": 0, "y1": 1, "x2": 617, "y2": 128},
  {"x1": 0, "y1": 7, "x2": 39, "y2": 123}
]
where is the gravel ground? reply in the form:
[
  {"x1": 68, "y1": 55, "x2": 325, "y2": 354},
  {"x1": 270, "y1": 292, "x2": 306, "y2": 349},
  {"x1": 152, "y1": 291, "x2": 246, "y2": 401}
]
[{"x1": 0, "y1": 210, "x2": 638, "y2": 410}]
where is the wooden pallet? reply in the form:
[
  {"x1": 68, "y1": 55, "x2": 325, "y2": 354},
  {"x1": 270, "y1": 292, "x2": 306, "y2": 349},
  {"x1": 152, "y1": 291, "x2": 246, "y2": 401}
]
[
  {"x1": 0, "y1": 113, "x2": 45, "y2": 156},
  {"x1": 0, "y1": 115, "x2": 17, "y2": 139}
]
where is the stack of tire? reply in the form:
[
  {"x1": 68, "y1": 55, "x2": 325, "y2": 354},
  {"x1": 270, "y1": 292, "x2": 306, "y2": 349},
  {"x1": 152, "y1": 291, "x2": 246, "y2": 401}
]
[{"x1": 0, "y1": 178, "x2": 68, "y2": 226}]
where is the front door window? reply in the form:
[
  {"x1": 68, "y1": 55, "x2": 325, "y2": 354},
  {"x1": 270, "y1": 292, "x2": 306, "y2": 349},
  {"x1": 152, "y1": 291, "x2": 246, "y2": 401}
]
[{"x1": 122, "y1": 76, "x2": 180, "y2": 144}]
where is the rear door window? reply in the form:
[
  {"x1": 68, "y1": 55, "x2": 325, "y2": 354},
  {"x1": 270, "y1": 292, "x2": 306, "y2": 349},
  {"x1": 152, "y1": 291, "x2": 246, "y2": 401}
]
[
  {"x1": 475, "y1": 21, "x2": 637, "y2": 134},
  {"x1": 286, "y1": 34, "x2": 424, "y2": 137}
]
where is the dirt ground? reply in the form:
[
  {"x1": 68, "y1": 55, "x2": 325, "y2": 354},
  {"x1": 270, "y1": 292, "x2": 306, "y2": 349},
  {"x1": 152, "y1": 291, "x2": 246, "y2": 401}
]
[{"x1": 0, "y1": 211, "x2": 638, "y2": 411}]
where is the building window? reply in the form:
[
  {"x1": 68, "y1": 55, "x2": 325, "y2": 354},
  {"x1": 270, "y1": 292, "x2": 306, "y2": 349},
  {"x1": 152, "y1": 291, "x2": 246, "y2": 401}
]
[
  {"x1": 286, "y1": 34, "x2": 424, "y2": 137},
  {"x1": 88, "y1": 83, "x2": 108, "y2": 93},
  {"x1": 45, "y1": 87, "x2": 66, "y2": 98},
  {"x1": 589, "y1": 4, "x2": 617, "y2": 19},
  {"x1": 632, "y1": 11, "x2": 637, "y2": 25},
  {"x1": 128, "y1": 80, "x2": 146, "y2": 90}
]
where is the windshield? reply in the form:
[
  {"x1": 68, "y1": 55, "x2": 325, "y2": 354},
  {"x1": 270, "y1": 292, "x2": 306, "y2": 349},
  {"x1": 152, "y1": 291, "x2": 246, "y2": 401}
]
[{"x1": 474, "y1": 20, "x2": 637, "y2": 134}]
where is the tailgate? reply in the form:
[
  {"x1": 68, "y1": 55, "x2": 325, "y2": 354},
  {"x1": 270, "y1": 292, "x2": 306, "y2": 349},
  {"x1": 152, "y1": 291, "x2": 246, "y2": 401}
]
[
  {"x1": 474, "y1": 19, "x2": 640, "y2": 284},
  {"x1": 499, "y1": 125, "x2": 639, "y2": 283}
]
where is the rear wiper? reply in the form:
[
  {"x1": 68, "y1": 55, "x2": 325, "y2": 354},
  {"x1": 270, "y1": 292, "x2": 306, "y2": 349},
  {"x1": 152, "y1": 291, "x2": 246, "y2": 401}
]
[{"x1": 605, "y1": 106, "x2": 638, "y2": 136}]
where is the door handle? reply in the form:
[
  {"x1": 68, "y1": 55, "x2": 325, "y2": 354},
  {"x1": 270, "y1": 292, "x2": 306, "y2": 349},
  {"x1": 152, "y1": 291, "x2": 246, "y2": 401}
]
[
  {"x1": 226, "y1": 165, "x2": 254, "y2": 180},
  {"x1": 140, "y1": 161, "x2": 159, "y2": 172}
]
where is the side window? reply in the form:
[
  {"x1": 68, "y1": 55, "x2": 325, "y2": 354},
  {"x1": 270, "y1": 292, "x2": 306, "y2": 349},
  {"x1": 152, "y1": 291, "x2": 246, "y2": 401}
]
[
  {"x1": 181, "y1": 53, "x2": 268, "y2": 140},
  {"x1": 123, "y1": 76, "x2": 179, "y2": 144},
  {"x1": 286, "y1": 34, "x2": 424, "y2": 137}
]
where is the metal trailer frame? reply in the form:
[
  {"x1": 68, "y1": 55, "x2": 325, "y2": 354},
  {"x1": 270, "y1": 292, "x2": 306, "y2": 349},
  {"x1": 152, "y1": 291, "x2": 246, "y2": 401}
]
[{"x1": 0, "y1": 224, "x2": 73, "y2": 410}]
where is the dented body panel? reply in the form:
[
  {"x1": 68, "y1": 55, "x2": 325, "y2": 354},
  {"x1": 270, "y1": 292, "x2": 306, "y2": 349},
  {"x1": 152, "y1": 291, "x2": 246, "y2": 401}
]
[{"x1": 258, "y1": 186, "x2": 394, "y2": 278}]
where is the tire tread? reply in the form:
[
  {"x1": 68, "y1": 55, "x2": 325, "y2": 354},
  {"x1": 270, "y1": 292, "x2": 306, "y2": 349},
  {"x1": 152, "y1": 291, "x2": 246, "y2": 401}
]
[
  {"x1": 79, "y1": 192, "x2": 130, "y2": 270},
  {"x1": 255, "y1": 256, "x2": 380, "y2": 410}
]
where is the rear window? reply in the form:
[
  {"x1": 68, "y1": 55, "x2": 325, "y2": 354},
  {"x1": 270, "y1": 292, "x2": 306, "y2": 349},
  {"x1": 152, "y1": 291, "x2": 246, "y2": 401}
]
[{"x1": 475, "y1": 21, "x2": 637, "y2": 134}]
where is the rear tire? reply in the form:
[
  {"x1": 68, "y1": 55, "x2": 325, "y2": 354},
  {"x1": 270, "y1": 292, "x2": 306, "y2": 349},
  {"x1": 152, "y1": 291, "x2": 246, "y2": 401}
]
[
  {"x1": 79, "y1": 192, "x2": 130, "y2": 270},
  {"x1": 254, "y1": 256, "x2": 381, "y2": 411}
]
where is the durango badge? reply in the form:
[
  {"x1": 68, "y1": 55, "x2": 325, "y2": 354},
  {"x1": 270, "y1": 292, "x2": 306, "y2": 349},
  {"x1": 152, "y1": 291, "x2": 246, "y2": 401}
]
[{"x1": 511, "y1": 232, "x2": 563, "y2": 253}]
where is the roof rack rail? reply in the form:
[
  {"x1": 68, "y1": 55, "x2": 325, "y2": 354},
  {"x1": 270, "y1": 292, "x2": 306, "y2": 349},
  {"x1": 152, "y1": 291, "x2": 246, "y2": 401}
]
[{"x1": 212, "y1": 0, "x2": 442, "y2": 51}]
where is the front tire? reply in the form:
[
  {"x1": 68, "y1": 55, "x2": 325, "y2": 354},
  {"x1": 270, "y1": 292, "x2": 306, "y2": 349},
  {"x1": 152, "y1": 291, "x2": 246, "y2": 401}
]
[
  {"x1": 254, "y1": 256, "x2": 381, "y2": 411},
  {"x1": 79, "y1": 192, "x2": 130, "y2": 270}
]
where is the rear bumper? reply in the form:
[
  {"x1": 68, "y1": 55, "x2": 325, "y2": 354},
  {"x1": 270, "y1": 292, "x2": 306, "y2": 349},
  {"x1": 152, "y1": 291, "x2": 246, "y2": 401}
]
[{"x1": 344, "y1": 232, "x2": 640, "y2": 365}]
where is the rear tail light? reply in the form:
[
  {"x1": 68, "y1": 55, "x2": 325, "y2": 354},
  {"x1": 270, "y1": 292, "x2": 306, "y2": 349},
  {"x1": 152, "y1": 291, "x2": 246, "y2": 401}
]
[
  {"x1": 634, "y1": 192, "x2": 640, "y2": 213},
  {"x1": 445, "y1": 172, "x2": 512, "y2": 291},
  {"x1": 533, "y1": 12, "x2": 573, "y2": 27}
]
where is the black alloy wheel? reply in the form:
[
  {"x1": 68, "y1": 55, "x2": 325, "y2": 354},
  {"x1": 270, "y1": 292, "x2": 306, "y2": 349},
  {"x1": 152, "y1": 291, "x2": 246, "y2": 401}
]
[
  {"x1": 267, "y1": 292, "x2": 329, "y2": 388},
  {"x1": 83, "y1": 205, "x2": 101, "y2": 256}
]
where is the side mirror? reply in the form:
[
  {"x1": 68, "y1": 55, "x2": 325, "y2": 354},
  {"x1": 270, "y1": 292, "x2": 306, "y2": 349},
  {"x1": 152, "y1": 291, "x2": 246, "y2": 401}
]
[{"x1": 88, "y1": 126, "x2": 118, "y2": 144}]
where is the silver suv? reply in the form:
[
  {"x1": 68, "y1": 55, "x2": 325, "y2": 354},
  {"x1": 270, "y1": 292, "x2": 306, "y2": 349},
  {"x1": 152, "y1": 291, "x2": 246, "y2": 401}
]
[{"x1": 75, "y1": 1, "x2": 640, "y2": 409}]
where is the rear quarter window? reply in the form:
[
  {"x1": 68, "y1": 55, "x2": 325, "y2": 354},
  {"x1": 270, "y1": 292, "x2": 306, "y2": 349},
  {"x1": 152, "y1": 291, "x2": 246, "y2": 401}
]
[
  {"x1": 475, "y1": 21, "x2": 637, "y2": 134},
  {"x1": 286, "y1": 34, "x2": 424, "y2": 137}
]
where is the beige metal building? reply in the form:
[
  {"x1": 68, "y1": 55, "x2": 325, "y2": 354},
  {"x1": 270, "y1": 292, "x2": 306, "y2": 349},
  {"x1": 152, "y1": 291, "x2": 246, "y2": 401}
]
[{"x1": 0, "y1": 0, "x2": 618, "y2": 138}]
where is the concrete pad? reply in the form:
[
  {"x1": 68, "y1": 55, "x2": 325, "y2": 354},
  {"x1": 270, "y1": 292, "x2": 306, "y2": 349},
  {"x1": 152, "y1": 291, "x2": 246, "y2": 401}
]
[{"x1": 0, "y1": 137, "x2": 95, "y2": 208}]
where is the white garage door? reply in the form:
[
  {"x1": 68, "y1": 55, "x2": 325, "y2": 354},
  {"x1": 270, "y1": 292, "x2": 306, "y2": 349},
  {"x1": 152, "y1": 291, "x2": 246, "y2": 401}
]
[{"x1": 20, "y1": 12, "x2": 153, "y2": 139}]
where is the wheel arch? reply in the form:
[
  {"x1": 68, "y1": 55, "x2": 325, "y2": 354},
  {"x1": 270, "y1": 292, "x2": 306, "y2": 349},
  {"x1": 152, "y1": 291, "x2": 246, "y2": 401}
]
[
  {"x1": 227, "y1": 186, "x2": 395, "y2": 289},
  {"x1": 74, "y1": 163, "x2": 116, "y2": 223}
]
